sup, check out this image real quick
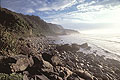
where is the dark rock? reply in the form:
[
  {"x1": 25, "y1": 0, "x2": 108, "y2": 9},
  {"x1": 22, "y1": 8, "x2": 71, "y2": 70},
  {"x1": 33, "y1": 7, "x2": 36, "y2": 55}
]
[
  {"x1": 67, "y1": 60, "x2": 75, "y2": 68},
  {"x1": 35, "y1": 75, "x2": 49, "y2": 80},
  {"x1": 56, "y1": 44, "x2": 72, "y2": 52},
  {"x1": 74, "y1": 70, "x2": 93, "y2": 80},
  {"x1": 33, "y1": 54, "x2": 43, "y2": 63},
  {"x1": 42, "y1": 52, "x2": 53, "y2": 63},
  {"x1": 0, "y1": 56, "x2": 16, "y2": 73},
  {"x1": 71, "y1": 43, "x2": 80, "y2": 51},
  {"x1": 101, "y1": 75, "x2": 109, "y2": 80},
  {"x1": 19, "y1": 37, "x2": 25, "y2": 41},
  {"x1": 86, "y1": 46, "x2": 91, "y2": 50},
  {"x1": 26, "y1": 54, "x2": 43, "y2": 75},
  {"x1": 80, "y1": 43, "x2": 88, "y2": 49},
  {"x1": 67, "y1": 73, "x2": 82, "y2": 80},
  {"x1": 59, "y1": 71, "x2": 66, "y2": 78}
]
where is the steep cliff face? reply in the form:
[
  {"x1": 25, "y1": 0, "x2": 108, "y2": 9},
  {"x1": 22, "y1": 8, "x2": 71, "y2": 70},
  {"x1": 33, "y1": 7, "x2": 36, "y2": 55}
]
[
  {"x1": 19, "y1": 15, "x2": 54, "y2": 35},
  {"x1": 0, "y1": 8, "x2": 31, "y2": 36},
  {"x1": 47, "y1": 23, "x2": 79, "y2": 35},
  {"x1": 47, "y1": 23, "x2": 65, "y2": 35}
]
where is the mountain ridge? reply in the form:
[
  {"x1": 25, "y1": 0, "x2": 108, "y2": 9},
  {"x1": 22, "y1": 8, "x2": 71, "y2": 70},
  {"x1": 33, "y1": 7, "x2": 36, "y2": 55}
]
[{"x1": 0, "y1": 7, "x2": 79, "y2": 36}]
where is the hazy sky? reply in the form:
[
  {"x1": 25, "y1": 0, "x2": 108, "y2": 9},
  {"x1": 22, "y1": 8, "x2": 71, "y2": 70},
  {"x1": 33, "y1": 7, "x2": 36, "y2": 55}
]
[{"x1": 1, "y1": 0, "x2": 120, "y2": 32}]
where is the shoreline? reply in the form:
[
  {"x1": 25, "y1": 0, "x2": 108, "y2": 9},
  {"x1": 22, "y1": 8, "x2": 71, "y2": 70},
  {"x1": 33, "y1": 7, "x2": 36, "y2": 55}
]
[{"x1": 48, "y1": 35, "x2": 120, "y2": 61}]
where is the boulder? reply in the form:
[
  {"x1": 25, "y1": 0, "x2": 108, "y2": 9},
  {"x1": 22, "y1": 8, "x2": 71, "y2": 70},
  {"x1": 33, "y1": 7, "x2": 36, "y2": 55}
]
[
  {"x1": 41, "y1": 60, "x2": 53, "y2": 73},
  {"x1": 74, "y1": 69, "x2": 93, "y2": 80},
  {"x1": 0, "y1": 56, "x2": 16, "y2": 73},
  {"x1": 42, "y1": 52, "x2": 53, "y2": 63},
  {"x1": 67, "y1": 73, "x2": 85, "y2": 80},
  {"x1": 56, "y1": 44, "x2": 72, "y2": 52},
  {"x1": 11, "y1": 57, "x2": 29, "y2": 72},
  {"x1": 23, "y1": 74, "x2": 29, "y2": 80},
  {"x1": 51, "y1": 56, "x2": 62, "y2": 66},
  {"x1": 71, "y1": 43, "x2": 80, "y2": 51},
  {"x1": 80, "y1": 43, "x2": 88, "y2": 49},
  {"x1": 35, "y1": 75, "x2": 49, "y2": 80}
]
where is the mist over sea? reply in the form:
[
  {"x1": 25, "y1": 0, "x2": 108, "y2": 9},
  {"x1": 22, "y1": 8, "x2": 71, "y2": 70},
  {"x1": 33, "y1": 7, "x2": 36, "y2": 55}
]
[{"x1": 54, "y1": 33, "x2": 120, "y2": 61}]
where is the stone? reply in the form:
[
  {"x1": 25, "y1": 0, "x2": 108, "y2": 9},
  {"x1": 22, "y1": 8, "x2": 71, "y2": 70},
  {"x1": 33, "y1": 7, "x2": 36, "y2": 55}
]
[
  {"x1": 0, "y1": 56, "x2": 16, "y2": 73},
  {"x1": 57, "y1": 76, "x2": 63, "y2": 80},
  {"x1": 35, "y1": 75, "x2": 49, "y2": 80},
  {"x1": 23, "y1": 74, "x2": 29, "y2": 80},
  {"x1": 59, "y1": 71, "x2": 66, "y2": 78},
  {"x1": 11, "y1": 57, "x2": 29, "y2": 72},
  {"x1": 41, "y1": 60, "x2": 53, "y2": 73},
  {"x1": 56, "y1": 44, "x2": 72, "y2": 52},
  {"x1": 19, "y1": 37, "x2": 25, "y2": 41},
  {"x1": 42, "y1": 52, "x2": 52, "y2": 63},
  {"x1": 71, "y1": 43, "x2": 80, "y2": 51},
  {"x1": 74, "y1": 70, "x2": 93, "y2": 80},
  {"x1": 28, "y1": 55, "x2": 34, "y2": 67},
  {"x1": 80, "y1": 43, "x2": 88, "y2": 49},
  {"x1": 51, "y1": 56, "x2": 61, "y2": 66},
  {"x1": 67, "y1": 73, "x2": 85, "y2": 80}
]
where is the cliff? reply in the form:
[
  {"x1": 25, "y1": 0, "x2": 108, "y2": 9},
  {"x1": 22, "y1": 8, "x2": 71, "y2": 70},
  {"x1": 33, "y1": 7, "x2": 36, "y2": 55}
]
[{"x1": 0, "y1": 7, "x2": 79, "y2": 36}]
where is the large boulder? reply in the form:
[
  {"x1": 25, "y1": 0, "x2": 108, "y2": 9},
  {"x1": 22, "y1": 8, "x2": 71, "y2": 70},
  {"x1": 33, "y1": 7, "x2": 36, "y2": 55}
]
[
  {"x1": 41, "y1": 60, "x2": 53, "y2": 73},
  {"x1": 56, "y1": 66, "x2": 73, "y2": 79},
  {"x1": 11, "y1": 57, "x2": 30, "y2": 72},
  {"x1": 51, "y1": 56, "x2": 62, "y2": 66},
  {"x1": 42, "y1": 52, "x2": 53, "y2": 63},
  {"x1": 71, "y1": 43, "x2": 80, "y2": 51},
  {"x1": 80, "y1": 43, "x2": 88, "y2": 49},
  {"x1": 56, "y1": 44, "x2": 80, "y2": 52},
  {"x1": 56, "y1": 44, "x2": 72, "y2": 52},
  {"x1": 74, "y1": 69, "x2": 94, "y2": 80}
]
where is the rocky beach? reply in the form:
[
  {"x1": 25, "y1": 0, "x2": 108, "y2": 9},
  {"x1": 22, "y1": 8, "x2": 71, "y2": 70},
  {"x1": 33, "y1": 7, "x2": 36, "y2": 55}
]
[{"x1": 0, "y1": 36, "x2": 120, "y2": 80}]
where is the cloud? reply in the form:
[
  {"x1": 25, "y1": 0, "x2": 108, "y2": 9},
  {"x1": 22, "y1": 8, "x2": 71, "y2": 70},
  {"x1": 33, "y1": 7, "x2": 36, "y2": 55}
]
[
  {"x1": 1, "y1": 0, "x2": 81, "y2": 13},
  {"x1": 1, "y1": 0, "x2": 120, "y2": 30},
  {"x1": 26, "y1": 9, "x2": 35, "y2": 13},
  {"x1": 45, "y1": 0, "x2": 120, "y2": 24},
  {"x1": 36, "y1": 0, "x2": 78, "y2": 11}
]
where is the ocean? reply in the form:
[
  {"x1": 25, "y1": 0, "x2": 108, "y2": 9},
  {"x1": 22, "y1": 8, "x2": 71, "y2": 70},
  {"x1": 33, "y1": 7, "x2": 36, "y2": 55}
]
[{"x1": 54, "y1": 33, "x2": 120, "y2": 61}]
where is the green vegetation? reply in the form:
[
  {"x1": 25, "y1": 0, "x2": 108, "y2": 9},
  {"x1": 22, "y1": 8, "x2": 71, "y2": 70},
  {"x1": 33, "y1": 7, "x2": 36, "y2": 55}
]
[{"x1": 0, "y1": 73, "x2": 23, "y2": 80}]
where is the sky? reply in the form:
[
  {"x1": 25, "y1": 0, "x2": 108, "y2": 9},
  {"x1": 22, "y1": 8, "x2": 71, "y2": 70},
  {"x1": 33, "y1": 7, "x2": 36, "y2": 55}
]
[{"x1": 1, "y1": 0, "x2": 120, "y2": 34}]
